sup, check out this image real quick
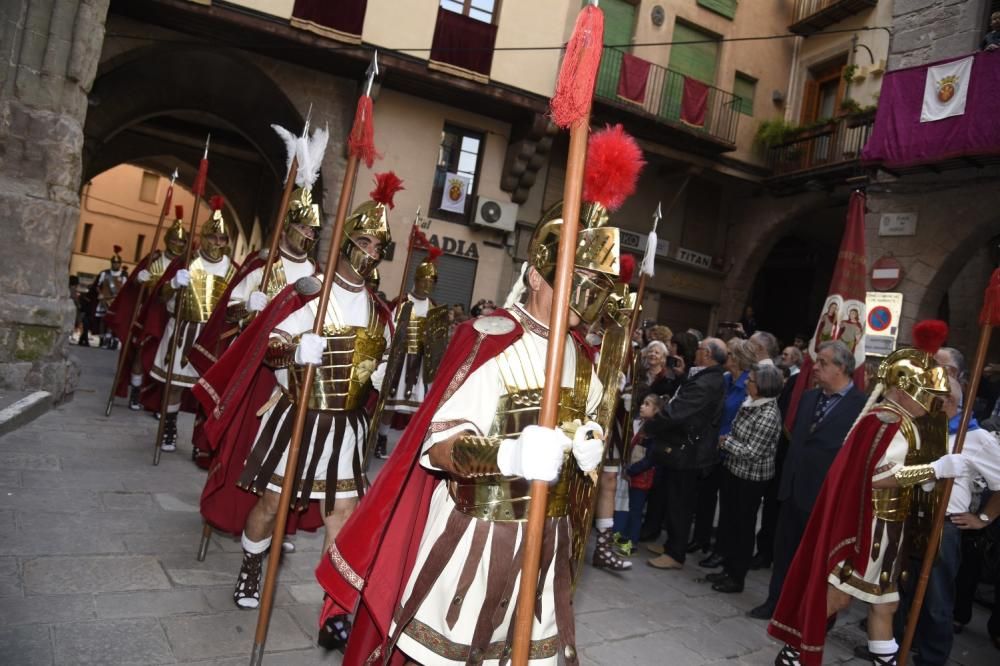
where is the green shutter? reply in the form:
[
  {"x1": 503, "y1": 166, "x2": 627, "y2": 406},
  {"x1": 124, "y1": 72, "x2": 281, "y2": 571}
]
[
  {"x1": 697, "y1": 0, "x2": 737, "y2": 20},
  {"x1": 592, "y1": 0, "x2": 636, "y2": 100},
  {"x1": 733, "y1": 73, "x2": 755, "y2": 116},
  {"x1": 662, "y1": 22, "x2": 719, "y2": 124}
]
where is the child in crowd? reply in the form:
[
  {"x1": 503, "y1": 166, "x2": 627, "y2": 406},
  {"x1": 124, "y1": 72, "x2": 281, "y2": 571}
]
[{"x1": 611, "y1": 393, "x2": 663, "y2": 552}]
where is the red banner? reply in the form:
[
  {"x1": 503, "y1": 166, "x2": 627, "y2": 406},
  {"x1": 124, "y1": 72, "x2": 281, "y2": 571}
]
[{"x1": 784, "y1": 190, "x2": 868, "y2": 431}]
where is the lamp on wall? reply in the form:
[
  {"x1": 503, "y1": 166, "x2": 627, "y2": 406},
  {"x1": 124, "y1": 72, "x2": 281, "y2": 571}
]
[{"x1": 772, "y1": 90, "x2": 785, "y2": 106}]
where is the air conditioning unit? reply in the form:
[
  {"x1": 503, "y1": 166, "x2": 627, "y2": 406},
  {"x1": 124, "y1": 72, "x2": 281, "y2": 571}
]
[{"x1": 472, "y1": 196, "x2": 519, "y2": 233}]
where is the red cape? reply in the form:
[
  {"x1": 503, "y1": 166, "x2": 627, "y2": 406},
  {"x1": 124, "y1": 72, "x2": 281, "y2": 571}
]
[
  {"x1": 768, "y1": 408, "x2": 900, "y2": 665},
  {"x1": 315, "y1": 309, "x2": 523, "y2": 666},
  {"x1": 193, "y1": 280, "x2": 391, "y2": 537},
  {"x1": 188, "y1": 252, "x2": 263, "y2": 377},
  {"x1": 105, "y1": 253, "x2": 155, "y2": 342}
]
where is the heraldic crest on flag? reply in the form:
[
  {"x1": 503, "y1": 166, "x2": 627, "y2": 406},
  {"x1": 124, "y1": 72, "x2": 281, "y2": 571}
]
[{"x1": 921, "y1": 55, "x2": 974, "y2": 123}]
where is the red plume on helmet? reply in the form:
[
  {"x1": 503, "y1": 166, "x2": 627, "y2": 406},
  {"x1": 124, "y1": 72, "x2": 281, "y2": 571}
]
[
  {"x1": 370, "y1": 172, "x2": 404, "y2": 209},
  {"x1": 112, "y1": 245, "x2": 122, "y2": 254},
  {"x1": 210, "y1": 195, "x2": 224, "y2": 211},
  {"x1": 619, "y1": 253, "x2": 636, "y2": 284},
  {"x1": 583, "y1": 124, "x2": 646, "y2": 212},
  {"x1": 174, "y1": 205, "x2": 184, "y2": 219},
  {"x1": 427, "y1": 245, "x2": 444, "y2": 262},
  {"x1": 912, "y1": 320, "x2": 948, "y2": 355}
]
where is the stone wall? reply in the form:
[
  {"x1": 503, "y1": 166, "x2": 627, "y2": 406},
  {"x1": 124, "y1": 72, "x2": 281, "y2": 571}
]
[
  {"x1": 0, "y1": 0, "x2": 110, "y2": 399},
  {"x1": 888, "y1": 0, "x2": 992, "y2": 69}
]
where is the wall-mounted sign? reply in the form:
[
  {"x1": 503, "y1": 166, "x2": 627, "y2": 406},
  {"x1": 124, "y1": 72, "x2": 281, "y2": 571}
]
[
  {"x1": 439, "y1": 172, "x2": 471, "y2": 213},
  {"x1": 675, "y1": 247, "x2": 712, "y2": 269},
  {"x1": 871, "y1": 255, "x2": 903, "y2": 291},
  {"x1": 427, "y1": 234, "x2": 479, "y2": 260},
  {"x1": 865, "y1": 291, "x2": 903, "y2": 357},
  {"x1": 619, "y1": 229, "x2": 670, "y2": 259},
  {"x1": 878, "y1": 212, "x2": 917, "y2": 237}
]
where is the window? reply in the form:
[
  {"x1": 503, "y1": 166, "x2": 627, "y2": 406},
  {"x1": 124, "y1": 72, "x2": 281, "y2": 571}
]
[
  {"x1": 81, "y1": 223, "x2": 93, "y2": 254},
  {"x1": 697, "y1": 0, "x2": 737, "y2": 20},
  {"x1": 800, "y1": 56, "x2": 847, "y2": 124},
  {"x1": 135, "y1": 234, "x2": 146, "y2": 262},
  {"x1": 139, "y1": 171, "x2": 159, "y2": 203},
  {"x1": 440, "y1": 0, "x2": 499, "y2": 24},
  {"x1": 733, "y1": 73, "x2": 756, "y2": 116},
  {"x1": 430, "y1": 124, "x2": 485, "y2": 224}
]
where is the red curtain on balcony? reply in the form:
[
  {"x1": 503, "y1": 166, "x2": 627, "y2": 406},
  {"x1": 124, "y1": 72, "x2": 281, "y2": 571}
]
[
  {"x1": 680, "y1": 76, "x2": 709, "y2": 127},
  {"x1": 617, "y1": 53, "x2": 651, "y2": 104},
  {"x1": 291, "y1": 0, "x2": 367, "y2": 38},
  {"x1": 430, "y1": 7, "x2": 498, "y2": 76}
]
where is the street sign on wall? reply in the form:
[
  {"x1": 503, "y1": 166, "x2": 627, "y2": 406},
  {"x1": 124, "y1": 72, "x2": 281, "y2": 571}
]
[
  {"x1": 866, "y1": 291, "x2": 903, "y2": 356},
  {"x1": 871, "y1": 255, "x2": 904, "y2": 291}
]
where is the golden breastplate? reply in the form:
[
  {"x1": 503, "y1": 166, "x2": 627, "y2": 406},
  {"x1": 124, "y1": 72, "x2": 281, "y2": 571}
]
[
  {"x1": 263, "y1": 261, "x2": 288, "y2": 299},
  {"x1": 148, "y1": 255, "x2": 172, "y2": 282},
  {"x1": 178, "y1": 260, "x2": 235, "y2": 323},
  {"x1": 407, "y1": 315, "x2": 426, "y2": 354},
  {"x1": 449, "y1": 345, "x2": 592, "y2": 522},
  {"x1": 287, "y1": 301, "x2": 387, "y2": 412},
  {"x1": 872, "y1": 405, "x2": 920, "y2": 522}
]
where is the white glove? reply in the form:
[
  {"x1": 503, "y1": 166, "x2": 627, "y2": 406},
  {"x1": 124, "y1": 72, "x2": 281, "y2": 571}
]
[
  {"x1": 171, "y1": 269, "x2": 190, "y2": 289},
  {"x1": 496, "y1": 425, "x2": 569, "y2": 481},
  {"x1": 247, "y1": 291, "x2": 268, "y2": 312},
  {"x1": 572, "y1": 420, "x2": 605, "y2": 473},
  {"x1": 294, "y1": 333, "x2": 324, "y2": 365},
  {"x1": 137, "y1": 269, "x2": 152, "y2": 284},
  {"x1": 931, "y1": 453, "x2": 970, "y2": 480},
  {"x1": 622, "y1": 392, "x2": 632, "y2": 414}
]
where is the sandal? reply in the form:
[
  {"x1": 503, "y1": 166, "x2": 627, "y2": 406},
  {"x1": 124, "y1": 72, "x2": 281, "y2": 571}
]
[
  {"x1": 774, "y1": 644, "x2": 800, "y2": 666},
  {"x1": 592, "y1": 528, "x2": 632, "y2": 571},
  {"x1": 318, "y1": 614, "x2": 352, "y2": 652},
  {"x1": 233, "y1": 549, "x2": 265, "y2": 609}
]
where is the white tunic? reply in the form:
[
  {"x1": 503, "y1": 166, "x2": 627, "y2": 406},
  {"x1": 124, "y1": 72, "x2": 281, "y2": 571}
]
[
  {"x1": 228, "y1": 254, "x2": 315, "y2": 305},
  {"x1": 386, "y1": 293, "x2": 432, "y2": 414},
  {"x1": 392, "y1": 306, "x2": 602, "y2": 666}
]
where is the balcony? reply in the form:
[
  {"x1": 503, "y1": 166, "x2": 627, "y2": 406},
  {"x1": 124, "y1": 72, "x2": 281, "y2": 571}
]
[
  {"x1": 592, "y1": 47, "x2": 740, "y2": 151},
  {"x1": 764, "y1": 110, "x2": 876, "y2": 193},
  {"x1": 789, "y1": 0, "x2": 877, "y2": 37}
]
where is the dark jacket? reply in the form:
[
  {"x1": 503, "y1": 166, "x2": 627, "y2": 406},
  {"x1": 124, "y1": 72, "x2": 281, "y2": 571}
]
[
  {"x1": 777, "y1": 385, "x2": 867, "y2": 513},
  {"x1": 646, "y1": 364, "x2": 726, "y2": 470}
]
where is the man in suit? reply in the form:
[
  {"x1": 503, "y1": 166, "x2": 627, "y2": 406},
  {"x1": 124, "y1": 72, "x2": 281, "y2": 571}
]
[{"x1": 748, "y1": 340, "x2": 867, "y2": 619}]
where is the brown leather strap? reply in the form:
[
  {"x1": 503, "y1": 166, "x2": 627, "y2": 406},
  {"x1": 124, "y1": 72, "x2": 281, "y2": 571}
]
[{"x1": 446, "y1": 520, "x2": 490, "y2": 630}]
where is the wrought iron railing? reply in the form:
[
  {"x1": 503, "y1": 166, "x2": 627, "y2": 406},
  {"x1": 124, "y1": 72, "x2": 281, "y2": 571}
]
[
  {"x1": 791, "y1": 0, "x2": 877, "y2": 26},
  {"x1": 593, "y1": 47, "x2": 740, "y2": 145},
  {"x1": 766, "y1": 110, "x2": 876, "y2": 175}
]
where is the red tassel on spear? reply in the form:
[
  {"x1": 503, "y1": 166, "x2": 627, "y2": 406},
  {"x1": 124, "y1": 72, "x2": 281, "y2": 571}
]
[
  {"x1": 348, "y1": 50, "x2": 381, "y2": 168},
  {"x1": 550, "y1": 2, "x2": 605, "y2": 128}
]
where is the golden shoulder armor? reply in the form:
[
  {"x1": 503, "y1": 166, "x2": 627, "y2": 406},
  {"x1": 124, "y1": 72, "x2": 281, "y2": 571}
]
[{"x1": 295, "y1": 276, "x2": 322, "y2": 296}]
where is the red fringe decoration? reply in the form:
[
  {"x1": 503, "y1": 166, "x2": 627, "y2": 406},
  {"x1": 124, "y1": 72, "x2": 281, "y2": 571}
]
[
  {"x1": 411, "y1": 226, "x2": 431, "y2": 251},
  {"x1": 550, "y1": 4, "x2": 604, "y2": 128},
  {"x1": 427, "y1": 245, "x2": 444, "y2": 262},
  {"x1": 370, "y1": 172, "x2": 404, "y2": 209},
  {"x1": 113, "y1": 245, "x2": 122, "y2": 254},
  {"x1": 619, "y1": 253, "x2": 635, "y2": 284},
  {"x1": 583, "y1": 124, "x2": 645, "y2": 211},
  {"x1": 348, "y1": 95, "x2": 380, "y2": 169},
  {"x1": 912, "y1": 320, "x2": 948, "y2": 355},
  {"x1": 174, "y1": 205, "x2": 184, "y2": 219},
  {"x1": 210, "y1": 195, "x2": 224, "y2": 211},
  {"x1": 980, "y1": 268, "x2": 1000, "y2": 326},
  {"x1": 193, "y1": 157, "x2": 209, "y2": 197}
]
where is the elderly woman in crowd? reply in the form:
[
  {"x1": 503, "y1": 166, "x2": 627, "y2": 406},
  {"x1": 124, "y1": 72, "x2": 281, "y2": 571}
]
[{"x1": 707, "y1": 363, "x2": 784, "y2": 593}]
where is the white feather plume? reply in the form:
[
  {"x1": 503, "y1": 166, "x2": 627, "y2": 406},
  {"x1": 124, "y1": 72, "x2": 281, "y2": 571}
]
[
  {"x1": 641, "y1": 220, "x2": 657, "y2": 277},
  {"x1": 296, "y1": 124, "x2": 329, "y2": 190},
  {"x1": 503, "y1": 261, "x2": 529, "y2": 309},
  {"x1": 271, "y1": 124, "x2": 297, "y2": 184}
]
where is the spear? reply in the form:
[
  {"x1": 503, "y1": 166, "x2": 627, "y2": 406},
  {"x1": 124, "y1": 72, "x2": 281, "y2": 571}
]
[
  {"x1": 394, "y1": 207, "x2": 423, "y2": 303},
  {"x1": 512, "y1": 2, "x2": 603, "y2": 664},
  {"x1": 260, "y1": 105, "x2": 313, "y2": 293},
  {"x1": 153, "y1": 136, "x2": 210, "y2": 466},
  {"x1": 898, "y1": 269, "x2": 1000, "y2": 665},
  {"x1": 105, "y1": 169, "x2": 178, "y2": 417},
  {"x1": 249, "y1": 51, "x2": 380, "y2": 666}
]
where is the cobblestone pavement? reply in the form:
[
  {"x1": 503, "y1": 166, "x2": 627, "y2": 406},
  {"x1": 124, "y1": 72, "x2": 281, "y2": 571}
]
[{"x1": 2, "y1": 348, "x2": 996, "y2": 665}]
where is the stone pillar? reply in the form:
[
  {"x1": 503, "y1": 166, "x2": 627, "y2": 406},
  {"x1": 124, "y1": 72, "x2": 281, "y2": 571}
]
[
  {"x1": 0, "y1": 0, "x2": 110, "y2": 399},
  {"x1": 888, "y1": 0, "x2": 991, "y2": 69}
]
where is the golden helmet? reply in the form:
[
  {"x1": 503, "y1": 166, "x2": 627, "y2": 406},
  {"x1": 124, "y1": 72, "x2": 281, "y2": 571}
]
[
  {"x1": 202, "y1": 195, "x2": 228, "y2": 237},
  {"x1": 341, "y1": 172, "x2": 403, "y2": 278},
  {"x1": 877, "y1": 320, "x2": 951, "y2": 412},
  {"x1": 286, "y1": 187, "x2": 321, "y2": 228},
  {"x1": 165, "y1": 205, "x2": 187, "y2": 243},
  {"x1": 415, "y1": 247, "x2": 443, "y2": 282}
]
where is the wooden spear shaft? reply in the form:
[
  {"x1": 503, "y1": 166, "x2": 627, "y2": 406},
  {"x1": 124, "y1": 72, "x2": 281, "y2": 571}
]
[
  {"x1": 511, "y1": 118, "x2": 589, "y2": 665},
  {"x1": 898, "y1": 321, "x2": 992, "y2": 665},
  {"x1": 394, "y1": 219, "x2": 419, "y2": 304},
  {"x1": 153, "y1": 152, "x2": 208, "y2": 466},
  {"x1": 106, "y1": 179, "x2": 175, "y2": 417},
  {"x1": 259, "y1": 159, "x2": 299, "y2": 292},
  {"x1": 249, "y1": 153, "x2": 360, "y2": 666}
]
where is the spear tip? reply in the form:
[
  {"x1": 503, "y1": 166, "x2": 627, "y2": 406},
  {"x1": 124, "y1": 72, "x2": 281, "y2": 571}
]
[
  {"x1": 655, "y1": 201, "x2": 662, "y2": 219},
  {"x1": 203, "y1": 133, "x2": 211, "y2": 159},
  {"x1": 170, "y1": 168, "x2": 179, "y2": 183}
]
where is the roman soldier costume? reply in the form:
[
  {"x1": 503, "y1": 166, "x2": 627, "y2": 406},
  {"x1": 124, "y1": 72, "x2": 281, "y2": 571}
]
[
  {"x1": 95, "y1": 246, "x2": 128, "y2": 350},
  {"x1": 315, "y1": 127, "x2": 640, "y2": 664},
  {"x1": 192, "y1": 173, "x2": 400, "y2": 611},
  {"x1": 149, "y1": 196, "x2": 236, "y2": 451},
  {"x1": 769, "y1": 321, "x2": 966, "y2": 666},
  {"x1": 108, "y1": 207, "x2": 189, "y2": 410}
]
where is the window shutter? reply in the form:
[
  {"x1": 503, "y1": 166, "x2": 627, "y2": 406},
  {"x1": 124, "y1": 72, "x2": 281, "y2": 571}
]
[
  {"x1": 594, "y1": 0, "x2": 637, "y2": 100},
  {"x1": 697, "y1": 0, "x2": 737, "y2": 20},
  {"x1": 800, "y1": 79, "x2": 819, "y2": 124}
]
